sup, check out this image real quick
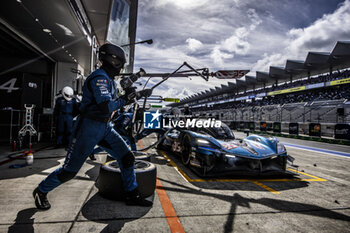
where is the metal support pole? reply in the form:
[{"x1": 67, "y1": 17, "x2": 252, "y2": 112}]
[
  {"x1": 310, "y1": 108, "x2": 312, "y2": 122},
  {"x1": 10, "y1": 109, "x2": 13, "y2": 144},
  {"x1": 280, "y1": 107, "x2": 283, "y2": 122}
]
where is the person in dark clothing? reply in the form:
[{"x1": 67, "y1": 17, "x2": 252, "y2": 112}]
[
  {"x1": 54, "y1": 86, "x2": 79, "y2": 147},
  {"x1": 183, "y1": 104, "x2": 192, "y2": 115},
  {"x1": 33, "y1": 43, "x2": 152, "y2": 210}
]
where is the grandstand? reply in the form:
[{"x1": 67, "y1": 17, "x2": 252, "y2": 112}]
[{"x1": 173, "y1": 41, "x2": 350, "y2": 138}]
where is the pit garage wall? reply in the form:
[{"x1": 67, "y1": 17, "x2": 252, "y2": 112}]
[
  {"x1": 0, "y1": 58, "x2": 55, "y2": 144},
  {"x1": 0, "y1": 60, "x2": 83, "y2": 110},
  {"x1": 0, "y1": 60, "x2": 85, "y2": 144}
]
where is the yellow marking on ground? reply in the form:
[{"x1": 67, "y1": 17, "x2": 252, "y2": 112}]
[
  {"x1": 160, "y1": 151, "x2": 200, "y2": 182},
  {"x1": 287, "y1": 168, "x2": 327, "y2": 181},
  {"x1": 252, "y1": 181, "x2": 280, "y2": 194}
]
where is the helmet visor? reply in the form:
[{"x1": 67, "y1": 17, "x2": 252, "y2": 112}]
[{"x1": 109, "y1": 55, "x2": 125, "y2": 69}]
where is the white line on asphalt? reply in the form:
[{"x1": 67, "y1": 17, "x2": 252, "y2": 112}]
[{"x1": 285, "y1": 145, "x2": 350, "y2": 159}]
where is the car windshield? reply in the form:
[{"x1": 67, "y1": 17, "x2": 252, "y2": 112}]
[
  {"x1": 193, "y1": 121, "x2": 234, "y2": 139},
  {"x1": 211, "y1": 123, "x2": 234, "y2": 139}
]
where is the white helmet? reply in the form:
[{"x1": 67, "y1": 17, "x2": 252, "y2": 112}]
[
  {"x1": 184, "y1": 104, "x2": 189, "y2": 108},
  {"x1": 62, "y1": 86, "x2": 74, "y2": 101}
]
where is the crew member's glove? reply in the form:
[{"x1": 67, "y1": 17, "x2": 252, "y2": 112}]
[
  {"x1": 120, "y1": 86, "x2": 137, "y2": 104},
  {"x1": 136, "y1": 88, "x2": 153, "y2": 100}
]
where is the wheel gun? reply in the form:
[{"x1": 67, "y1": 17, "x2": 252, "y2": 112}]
[{"x1": 119, "y1": 68, "x2": 146, "y2": 95}]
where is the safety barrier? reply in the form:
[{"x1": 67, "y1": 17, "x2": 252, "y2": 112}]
[
  {"x1": 225, "y1": 120, "x2": 350, "y2": 143},
  {"x1": 288, "y1": 123, "x2": 298, "y2": 135},
  {"x1": 309, "y1": 123, "x2": 321, "y2": 137},
  {"x1": 334, "y1": 124, "x2": 350, "y2": 140}
]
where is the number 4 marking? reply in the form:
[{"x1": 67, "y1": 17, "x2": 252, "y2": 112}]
[{"x1": 0, "y1": 78, "x2": 19, "y2": 93}]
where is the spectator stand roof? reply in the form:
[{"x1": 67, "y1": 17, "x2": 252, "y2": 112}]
[
  {"x1": 269, "y1": 66, "x2": 291, "y2": 83},
  {"x1": 244, "y1": 75, "x2": 258, "y2": 88},
  {"x1": 329, "y1": 41, "x2": 350, "y2": 69},
  {"x1": 285, "y1": 60, "x2": 306, "y2": 77}
]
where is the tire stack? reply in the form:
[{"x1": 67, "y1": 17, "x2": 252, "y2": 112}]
[{"x1": 96, "y1": 154, "x2": 156, "y2": 200}]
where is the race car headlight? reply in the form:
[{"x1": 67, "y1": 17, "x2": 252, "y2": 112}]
[
  {"x1": 196, "y1": 138, "x2": 210, "y2": 145},
  {"x1": 277, "y1": 143, "x2": 286, "y2": 154},
  {"x1": 225, "y1": 154, "x2": 236, "y2": 159}
]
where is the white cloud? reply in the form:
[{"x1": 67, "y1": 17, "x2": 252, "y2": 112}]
[
  {"x1": 186, "y1": 38, "x2": 203, "y2": 52},
  {"x1": 251, "y1": 53, "x2": 285, "y2": 72},
  {"x1": 154, "y1": 0, "x2": 209, "y2": 9},
  {"x1": 250, "y1": 0, "x2": 350, "y2": 73},
  {"x1": 156, "y1": 87, "x2": 194, "y2": 99},
  {"x1": 235, "y1": 27, "x2": 249, "y2": 38},
  {"x1": 287, "y1": 0, "x2": 350, "y2": 57},
  {"x1": 221, "y1": 27, "x2": 251, "y2": 54},
  {"x1": 247, "y1": 8, "x2": 262, "y2": 31},
  {"x1": 210, "y1": 8, "x2": 262, "y2": 67},
  {"x1": 232, "y1": 0, "x2": 247, "y2": 7},
  {"x1": 210, "y1": 46, "x2": 234, "y2": 67}
]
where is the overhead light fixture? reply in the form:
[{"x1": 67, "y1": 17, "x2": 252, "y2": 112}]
[
  {"x1": 43, "y1": 28, "x2": 51, "y2": 33},
  {"x1": 121, "y1": 39, "x2": 153, "y2": 47},
  {"x1": 146, "y1": 39, "x2": 153, "y2": 44},
  {"x1": 16, "y1": 0, "x2": 22, "y2": 3}
]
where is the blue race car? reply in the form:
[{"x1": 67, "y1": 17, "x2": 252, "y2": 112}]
[{"x1": 158, "y1": 121, "x2": 293, "y2": 177}]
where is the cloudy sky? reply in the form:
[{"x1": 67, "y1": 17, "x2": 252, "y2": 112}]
[{"x1": 133, "y1": 0, "x2": 350, "y2": 99}]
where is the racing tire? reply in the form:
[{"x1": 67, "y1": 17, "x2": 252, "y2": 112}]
[
  {"x1": 181, "y1": 134, "x2": 191, "y2": 165},
  {"x1": 105, "y1": 152, "x2": 151, "y2": 163},
  {"x1": 133, "y1": 151, "x2": 152, "y2": 162},
  {"x1": 96, "y1": 160, "x2": 157, "y2": 200}
]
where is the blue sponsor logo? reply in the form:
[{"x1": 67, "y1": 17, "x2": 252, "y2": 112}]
[{"x1": 143, "y1": 110, "x2": 162, "y2": 129}]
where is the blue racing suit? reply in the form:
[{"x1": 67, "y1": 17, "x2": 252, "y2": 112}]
[
  {"x1": 54, "y1": 97, "x2": 79, "y2": 145},
  {"x1": 114, "y1": 112, "x2": 137, "y2": 150},
  {"x1": 38, "y1": 68, "x2": 138, "y2": 193},
  {"x1": 91, "y1": 111, "x2": 136, "y2": 155}
]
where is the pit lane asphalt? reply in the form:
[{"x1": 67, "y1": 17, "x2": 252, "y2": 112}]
[{"x1": 0, "y1": 131, "x2": 349, "y2": 233}]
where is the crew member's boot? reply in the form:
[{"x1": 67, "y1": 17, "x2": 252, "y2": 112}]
[
  {"x1": 125, "y1": 188, "x2": 153, "y2": 207},
  {"x1": 89, "y1": 154, "x2": 96, "y2": 160},
  {"x1": 33, "y1": 187, "x2": 51, "y2": 210}
]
